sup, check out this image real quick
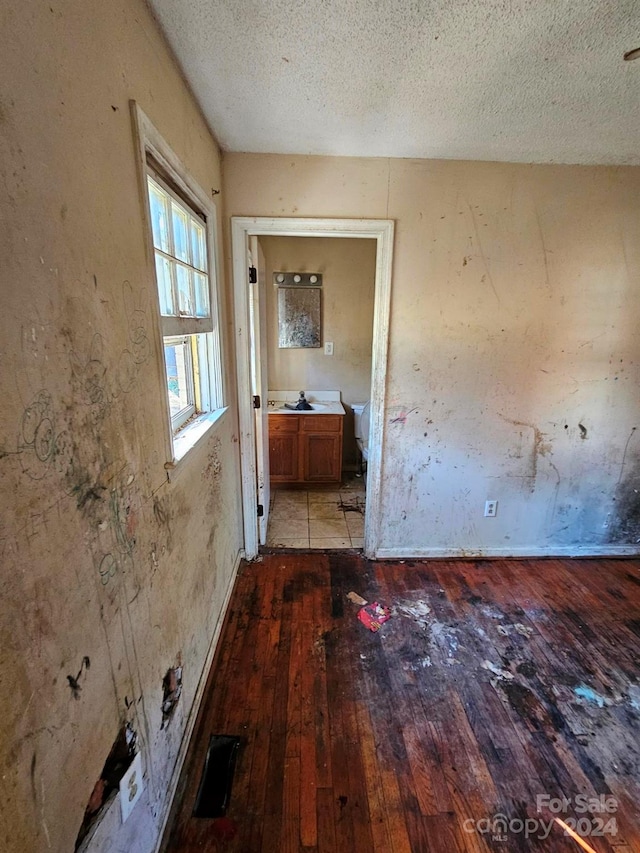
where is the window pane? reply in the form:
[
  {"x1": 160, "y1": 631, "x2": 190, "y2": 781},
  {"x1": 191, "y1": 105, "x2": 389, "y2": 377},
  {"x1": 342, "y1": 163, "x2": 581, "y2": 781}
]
[
  {"x1": 171, "y1": 202, "x2": 189, "y2": 263},
  {"x1": 148, "y1": 181, "x2": 170, "y2": 252},
  {"x1": 154, "y1": 252, "x2": 174, "y2": 315},
  {"x1": 190, "y1": 220, "x2": 207, "y2": 272},
  {"x1": 194, "y1": 272, "x2": 210, "y2": 318},
  {"x1": 176, "y1": 265, "x2": 193, "y2": 315},
  {"x1": 164, "y1": 339, "x2": 193, "y2": 419}
]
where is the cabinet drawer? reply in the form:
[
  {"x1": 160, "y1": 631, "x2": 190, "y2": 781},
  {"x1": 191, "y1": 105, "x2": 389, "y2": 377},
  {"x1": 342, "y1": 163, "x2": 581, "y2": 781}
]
[
  {"x1": 268, "y1": 415, "x2": 299, "y2": 433},
  {"x1": 300, "y1": 415, "x2": 342, "y2": 433}
]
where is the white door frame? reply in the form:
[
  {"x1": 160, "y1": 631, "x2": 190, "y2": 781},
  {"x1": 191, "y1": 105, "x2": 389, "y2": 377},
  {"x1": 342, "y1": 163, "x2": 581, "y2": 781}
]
[
  {"x1": 248, "y1": 236, "x2": 270, "y2": 545},
  {"x1": 231, "y1": 217, "x2": 394, "y2": 560}
]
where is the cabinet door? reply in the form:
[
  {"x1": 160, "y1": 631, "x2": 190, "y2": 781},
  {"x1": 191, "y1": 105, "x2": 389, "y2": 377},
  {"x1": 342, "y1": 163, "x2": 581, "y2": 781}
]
[
  {"x1": 269, "y1": 416, "x2": 299, "y2": 481},
  {"x1": 269, "y1": 432, "x2": 299, "y2": 480},
  {"x1": 303, "y1": 433, "x2": 342, "y2": 482}
]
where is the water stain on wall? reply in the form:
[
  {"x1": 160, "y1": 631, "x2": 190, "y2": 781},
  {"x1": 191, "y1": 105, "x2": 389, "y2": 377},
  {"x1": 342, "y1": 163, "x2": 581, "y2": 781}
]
[
  {"x1": 203, "y1": 438, "x2": 223, "y2": 479},
  {"x1": 608, "y1": 428, "x2": 640, "y2": 544},
  {"x1": 609, "y1": 467, "x2": 640, "y2": 544},
  {"x1": 501, "y1": 416, "x2": 552, "y2": 491}
]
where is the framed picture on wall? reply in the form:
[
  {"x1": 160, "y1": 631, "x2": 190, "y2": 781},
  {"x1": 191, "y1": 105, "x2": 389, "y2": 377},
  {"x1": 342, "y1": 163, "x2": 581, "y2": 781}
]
[{"x1": 277, "y1": 287, "x2": 321, "y2": 348}]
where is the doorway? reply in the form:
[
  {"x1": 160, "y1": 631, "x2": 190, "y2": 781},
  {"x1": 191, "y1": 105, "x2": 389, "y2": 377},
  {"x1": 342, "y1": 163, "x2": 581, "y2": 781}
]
[
  {"x1": 260, "y1": 235, "x2": 373, "y2": 549},
  {"x1": 231, "y1": 217, "x2": 394, "y2": 560}
]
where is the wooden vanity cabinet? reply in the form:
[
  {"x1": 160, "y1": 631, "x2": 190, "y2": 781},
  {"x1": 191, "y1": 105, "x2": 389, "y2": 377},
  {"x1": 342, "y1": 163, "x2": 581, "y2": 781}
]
[{"x1": 269, "y1": 414, "x2": 343, "y2": 485}]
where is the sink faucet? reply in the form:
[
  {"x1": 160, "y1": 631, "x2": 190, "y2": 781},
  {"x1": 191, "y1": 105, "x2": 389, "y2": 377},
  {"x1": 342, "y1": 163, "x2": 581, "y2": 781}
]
[{"x1": 296, "y1": 392, "x2": 312, "y2": 410}]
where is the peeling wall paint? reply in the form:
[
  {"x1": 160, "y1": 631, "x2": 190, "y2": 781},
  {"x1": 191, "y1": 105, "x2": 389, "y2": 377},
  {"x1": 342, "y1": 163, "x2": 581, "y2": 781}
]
[
  {"x1": 0, "y1": 2, "x2": 242, "y2": 852},
  {"x1": 224, "y1": 154, "x2": 640, "y2": 556}
]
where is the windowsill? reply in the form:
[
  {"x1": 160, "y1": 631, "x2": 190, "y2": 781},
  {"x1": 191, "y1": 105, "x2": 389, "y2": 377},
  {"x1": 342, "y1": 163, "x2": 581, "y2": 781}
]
[{"x1": 165, "y1": 407, "x2": 228, "y2": 477}]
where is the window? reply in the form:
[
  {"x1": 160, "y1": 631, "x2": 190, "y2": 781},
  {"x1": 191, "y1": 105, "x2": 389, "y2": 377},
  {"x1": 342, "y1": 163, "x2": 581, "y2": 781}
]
[
  {"x1": 134, "y1": 103, "x2": 225, "y2": 465},
  {"x1": 147, "y1": 174, "x2": 210, "y2": 325}
]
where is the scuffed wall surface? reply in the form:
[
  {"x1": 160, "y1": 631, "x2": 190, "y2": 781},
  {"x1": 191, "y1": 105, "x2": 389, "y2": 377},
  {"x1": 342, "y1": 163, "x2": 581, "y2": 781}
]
[
  {"x1": 0, "y1": 2, "x2": 242, "y2": 852},
  {"x1": 259, "y1": 235, "x2": 376, "y2": 464},
  {"x1": 224, "y1": 153, "x2": 640, "y2": 555}
]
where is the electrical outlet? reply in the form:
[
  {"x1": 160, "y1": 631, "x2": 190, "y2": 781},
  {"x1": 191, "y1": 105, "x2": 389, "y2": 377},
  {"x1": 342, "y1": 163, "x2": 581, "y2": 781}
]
[
  {"x1": 484, "y1": 500, "x2": 498, "y2": 518},
  {"x1": 324, "y1": 341, "x2": 334, "y2": 355},
  {"x1": 119, "y1": 751, "x2": 143, "y2": 823}
]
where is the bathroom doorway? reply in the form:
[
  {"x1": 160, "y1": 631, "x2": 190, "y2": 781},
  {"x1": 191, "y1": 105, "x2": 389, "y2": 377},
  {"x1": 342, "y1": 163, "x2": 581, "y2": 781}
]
[
  {"x1": 231, "y1": 217, "x2": 394, "y2": 560},
  {"x1": 259, "y1": 235, "x2": 372, "y2": 549}
]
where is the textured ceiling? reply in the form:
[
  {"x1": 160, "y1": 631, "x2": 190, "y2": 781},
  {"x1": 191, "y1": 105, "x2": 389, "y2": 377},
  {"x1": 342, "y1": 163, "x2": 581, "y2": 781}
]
[{"x1": 147, "y1": 0, "x2": 640, "y2": 165}]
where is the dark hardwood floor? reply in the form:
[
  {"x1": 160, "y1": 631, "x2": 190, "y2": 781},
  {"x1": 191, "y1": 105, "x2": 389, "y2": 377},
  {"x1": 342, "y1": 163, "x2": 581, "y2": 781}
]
[{"x1": 163, "y1": 555, "x2": 640, "y2": 852}]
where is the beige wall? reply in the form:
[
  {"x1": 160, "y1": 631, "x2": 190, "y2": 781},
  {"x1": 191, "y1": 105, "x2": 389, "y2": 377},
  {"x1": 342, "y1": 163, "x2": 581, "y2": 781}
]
[
  {"x1": 259, "y1": 235, "x2": 376, "y2": 464},
  {"x1": 0, "y1": 2, "x2": 242, "y2": 852},
  {"x1": 225, "y1": 153, "x2": 640, "y2": 556}
]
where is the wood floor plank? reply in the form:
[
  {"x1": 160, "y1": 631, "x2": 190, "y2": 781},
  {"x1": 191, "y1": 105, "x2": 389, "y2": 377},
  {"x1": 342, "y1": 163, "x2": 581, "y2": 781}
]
[
  {"x1": 351, "y1": 698, "x2": 396, "y2": 853},
  {"x1": 281, "y1": 756, "x2": 301, "y2": 853},
  {"x1": 259, "y1": 560, "x2": 294, "y2": 852},
  {"x1": 312, "y1": 578, "x2": 333, "y2": 791},
  {"x1": 299, "y1": 572, "x2": 318, "y2": 848},
  {"x1": 242, "y1": 568, "x2": 285, "y2": 852},
  {"x1": 331, "y1": 602, "x2": 376, "y2": 852},
  {"x1": 315, "y1": 787, "x2": 337, "y2": 853},
  {"x1": 324, "y1": 633, "x2": 356, "y2": 853}
]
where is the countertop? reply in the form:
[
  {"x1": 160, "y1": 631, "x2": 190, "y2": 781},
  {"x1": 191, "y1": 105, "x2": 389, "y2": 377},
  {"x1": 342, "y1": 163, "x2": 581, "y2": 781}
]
[
  {"x1": 267, "y1": 390, "x2": 345, "y2": 415},
  {"x1": 267, "y1": 400, "x2": 345, "y2": 415}
]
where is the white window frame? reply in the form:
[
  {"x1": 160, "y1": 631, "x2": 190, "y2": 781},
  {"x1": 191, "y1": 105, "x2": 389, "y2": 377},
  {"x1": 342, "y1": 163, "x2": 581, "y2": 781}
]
[
  {"x1": 131, "y1": 103, "x2": 226, "y2": 470},
  {"x1": 163, "y1": 334, "x2": 197, "y2": 432}
]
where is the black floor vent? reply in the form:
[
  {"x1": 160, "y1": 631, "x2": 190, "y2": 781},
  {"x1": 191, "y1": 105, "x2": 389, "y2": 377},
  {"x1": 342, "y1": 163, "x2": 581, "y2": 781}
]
[{"x1": 192, "y1": 735, "x2": 241, "y2": 818}]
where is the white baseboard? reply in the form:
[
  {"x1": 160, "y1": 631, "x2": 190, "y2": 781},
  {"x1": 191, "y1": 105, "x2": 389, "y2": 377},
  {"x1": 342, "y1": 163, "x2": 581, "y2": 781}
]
[
  {"x1": 154, "y1": 547, "x2": 243, "y2": 853},
  {"x1": 373, "y1": 545, "x2": 640, "y2": 560}
]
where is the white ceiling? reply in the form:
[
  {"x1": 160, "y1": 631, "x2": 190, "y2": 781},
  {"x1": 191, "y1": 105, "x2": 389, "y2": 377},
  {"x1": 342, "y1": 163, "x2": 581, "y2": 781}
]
[{"x1": 147, "y1": 0, "x2": 640, "y2": 165}]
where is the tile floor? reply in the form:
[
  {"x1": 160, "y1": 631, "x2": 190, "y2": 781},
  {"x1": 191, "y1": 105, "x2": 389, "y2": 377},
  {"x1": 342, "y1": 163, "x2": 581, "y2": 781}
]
[{"x1": 266, "y1": 478, "x2": 366, "y2": 549}]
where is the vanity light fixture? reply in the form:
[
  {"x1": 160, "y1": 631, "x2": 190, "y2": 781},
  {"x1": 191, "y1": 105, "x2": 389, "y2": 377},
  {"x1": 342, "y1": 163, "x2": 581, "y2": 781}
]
[{"x1": 272, "y1": 272, "x2": 323, "y2": 287}]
